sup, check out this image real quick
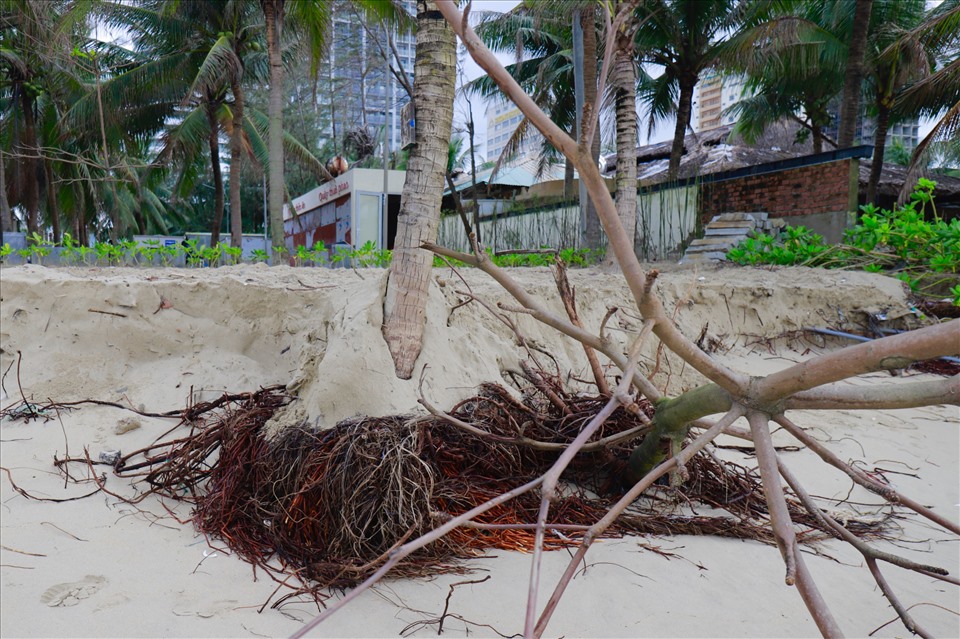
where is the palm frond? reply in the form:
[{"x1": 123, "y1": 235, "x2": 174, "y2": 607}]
[{"x1": 185, "y1": 35, "x2": 241, "y2": 105}]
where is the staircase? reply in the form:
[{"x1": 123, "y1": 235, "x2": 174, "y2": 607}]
[{"x1": 681, "y1": 212, "x2": 785, "y2": 263}]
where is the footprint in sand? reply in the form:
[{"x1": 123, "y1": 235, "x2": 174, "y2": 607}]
[{"x1": 40, "y1": 575, "x2": 107, "y2": 607}]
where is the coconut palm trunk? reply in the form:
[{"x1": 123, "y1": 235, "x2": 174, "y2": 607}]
[
  {"x1": 668, "y1": 74, "x2": 696, "y2": 181},
  {"x1": 21, "y1": 92, "x2": 40, "y2": 235},
  {"x1": 382, "y1": 0, "x2": 456, "y2": 379},
  {"x1": 837, "y1": 0, "x2": 874, "y2": 148},
  {"x1": 206, "y1": 100, "x2": 225, "y2": 247},
  {"x1": 262, "y1": 0, "x2": 286, "y2": 254},
  {"x1": 866, "y1": 101, "x2": 891, "y2": 204},
  {"x1": 44, "y1": 157, "x2": 61, "y2": 241},
  {"x1": 229, "y1": 80, "x2": 245, "y2": 247},
  {"x1": 581, "y1": 7, "x2": 603, "y2": 250},
  {"x1": 611, "y1": 30, "x2": 637, "y2": 264},
  {"x1": 811, "y1": 121, "x2": 824, "y2": 154},
  {"x1": 0, "y1": 150, "x2": 12, "y2": 233}
]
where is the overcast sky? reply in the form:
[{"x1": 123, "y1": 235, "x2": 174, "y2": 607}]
[{"x1": 454, "y1": 0, "x2": 936, "y2": 160}]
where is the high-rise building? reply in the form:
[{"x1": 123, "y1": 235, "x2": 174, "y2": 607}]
[
  {"x1": 485, "y1": 97, "x2": 543, "y2": 164},
  {"x1": 691, "y1": 70, "x2": 749, "y2": 133},
  {"x1": 692, "y1": 70, "x2": 919, "y2": 152},
  {"x1": 825, "y1": 115, "x2": 920, "y2": 152},
  {"x1": 323, "y1": 0, "x2": 416, "y2": 154}
]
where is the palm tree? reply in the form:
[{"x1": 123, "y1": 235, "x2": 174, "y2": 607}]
[
  {"x1": 837, "y1": 0, "x2": 874, "y2": 147},
  {"x1": 722, "y1": 3, "x2": 846, "y2": 154},
  {"x1": 862, "y1": 0, "x2": 930, "y2": 203},
  {"x1": 468, "y1": 2, "x2": 610, "y2": 250},
  {"x1": 634, "y1": 0, "x2": 752, "y2": 181},
  {"x1": 1, "y1": 0, "x2": 95, "y2": 236},
  {"x1": 467, "y1": 6, "x2": 578, "y2": 184},
  {"x1": 383, "y1": 0, "x2": 457, "y2": 379},
  {"x1": 894, "y1": 0, "x2": 960, "y2": 198},
  {"x1": 258, "y1": 0, "x2": 403, "y2": 255},
  {"x1": 611, "y1": 0, "x2": 641, "y2": 258}
]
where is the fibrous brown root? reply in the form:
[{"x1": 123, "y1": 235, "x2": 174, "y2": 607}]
[{"x1": 37, "y1": 370, "x2": 891, "y2": 607}]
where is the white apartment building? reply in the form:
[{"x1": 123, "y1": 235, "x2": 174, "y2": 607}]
[
  {"x1": 325, "y1": 0, "x2": 416, "y2": 152},
  {"x1": 485, "y1": 97, "x2": 543, "y2": 163},
  {"x1": 692, "y1": 69, "x2": 919, "y2": 151},
  {"x1": 690, "y1": 69, "x2": 749, "y2": 133}
]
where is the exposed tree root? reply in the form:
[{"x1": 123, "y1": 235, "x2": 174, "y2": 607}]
[{"x1": 5, "y1": 367, "x2": 900, "y2": 612}]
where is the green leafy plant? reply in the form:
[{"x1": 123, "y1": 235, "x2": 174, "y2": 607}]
[
  {"x1": 77, "y1": 245, "x2": 94, "y2": 265},
  {"x1": 59, "y1": 233, "x2": 82, "y2": 265},
  {"x1": 251, "y1": 249, "x2": 269, "y2": 263},
  {"x1": 119, "y1": 239, "x2": 139, "y2": 266},
  {"x1": 23, "y1": 233, "x2": 51, "y2": 265},
  {"x1": 0, "y1": 243, "x2": 11, "y2": 262},
  {"x1": 139, "y1": 239, "x2": 163, "y2": 265},
  {"x1": 294, "y1": 244, "x2": 313, "y2": 267},
  {"x1": 950, "y1": 284, "x2": 960, "y2": 307},
  {"x1": 726, "y1": 182, "x2": 958, "y2": 300},
  {"x1": 94, "y1": 241, "x2": 109, "y2": 265},
  {"x1": 309, "y1": 241, "x2": 328, "y2": 266},
  {"x1": 181, "y1": 239, "x2": 203, "y2": 267},
  {"x1": 200, "y1": 243, "x2": 223, "y2": 267},
  {"x1": 223, "y1": 245, "x2": 243, "y2": 265}
]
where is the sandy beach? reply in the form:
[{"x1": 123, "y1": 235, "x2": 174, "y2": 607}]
[{"x1": 1, "y1": 262, "x2": 957, "y2": 638}]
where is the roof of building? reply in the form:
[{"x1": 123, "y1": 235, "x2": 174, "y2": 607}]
[
  {"x1": 603, "y1": 121, "x2": 960, "y2": 202},
  {"x1": 445, "y1": 156, "x2": 569, "y2": 196}
]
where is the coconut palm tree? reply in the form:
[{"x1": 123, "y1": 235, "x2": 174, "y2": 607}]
[
  {"x1": 383, "y1": 0, "x2": 457, "y2": 380},
  {"x1": 634, "y1": 0, "x2": 755, "y2": 181},
  {"x1": 467, "y1": 5, "x2": 578, "y2": 183},
  {"x1": 837, "y1": 0, "x2": 874, "y2": 147},
  {"x1": 894, "y1": 0, "x2": 960, "y2": 198},
  {"x1": 862, "y1": 0, "x2": 930, "y2": 203},
  {"x1": 258, "y1": 0, "x2": 404, "y2": 254},
  {"x1": 99, "y1": 0, "x2": 261, "y2": 246},
  {"x1": 1, "y1": 0, "x2": 96, "y2": 236}
]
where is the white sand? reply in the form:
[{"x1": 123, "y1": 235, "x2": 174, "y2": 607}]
[{"x1": 1, "y1": 262, "x2": 957, "y2": 638}]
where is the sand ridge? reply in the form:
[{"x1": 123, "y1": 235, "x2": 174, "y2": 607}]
[{"x1": 1, "y1": 263, "x2": 956, "y2": 638}]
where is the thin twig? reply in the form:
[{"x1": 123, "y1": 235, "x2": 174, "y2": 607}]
[
  {"x1": 87, "y1": 308, "x2": 127, "y2": 318},
  {"x1": 533, "y1": 407, "x2": 744, "y2": 638},
  {"x1": 775, "y1": 414, "x2": 960, "y2": 536}
]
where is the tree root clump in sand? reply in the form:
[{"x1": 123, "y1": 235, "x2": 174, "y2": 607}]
[{"x1": 7, "y1": 371, "x2": 892, "y2": 609}]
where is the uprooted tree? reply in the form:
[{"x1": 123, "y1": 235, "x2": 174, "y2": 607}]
[{"x1": 290, "y1": 2, "x2": 959, "y2": 638}]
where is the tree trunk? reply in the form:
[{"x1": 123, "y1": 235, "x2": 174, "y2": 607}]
[
  {"x1": 263, "y1": 0, "x2": 286, "y2": 255},
  {"x1": 562, "y1": 157, "x2": 574, "y2": 200},
  {"x1": 21, "y1": 93, "x2": 40, "y2": 235},
  {"x1": 230, "y1": 80, "x2": 245, "y2": 248},
  {"x1": 667, "y1": 74, "x2": 696, "y2": 181},
  {"x1": 866, "y1": 102, "x2": 890, "y2": 205},
  {"x1": 581, "y1": 8, "x2": 603, "y2": 251},
  {"x1": 811, "y1": 122, "x2": 824, "y2": 154},
  {"x1": 609, "y1": 31, "x2": 637, "y2": 266},
  {"x1": 837, "y1": 0, "x2": 873, "y2": 148},
  {"x1": 207, "y1": 102, "x2": 225, "y2": 247},
  {"x1": 382, "y1": 0, "x2": 456, "y2": 379},
  {"x1": 44, "y1": 158, "x2": 61, "y2": 242},
  {"x1": 467, "y1": 110, "x2": 481, "y2": 244},
  {"x1": 1, "y1": 149, "x2": 14, "y2": 234}
]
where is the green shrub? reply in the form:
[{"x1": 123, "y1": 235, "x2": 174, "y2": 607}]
[{"x1": 727, "y1": 180, "x2": 958, "y2": 303}]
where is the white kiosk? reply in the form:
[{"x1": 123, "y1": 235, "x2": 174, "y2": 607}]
[{"x1": 283, "y1": 168, "x2": 405, "y2": 257}]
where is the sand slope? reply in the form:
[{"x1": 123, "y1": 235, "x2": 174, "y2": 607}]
[{"x1": 1, "y1": 263, "x2": 957, "y2": 638}]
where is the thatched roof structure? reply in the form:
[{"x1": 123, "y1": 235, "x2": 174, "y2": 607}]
[{"x1": 603, "y1": 122, "x2": 960, "y2": 207}]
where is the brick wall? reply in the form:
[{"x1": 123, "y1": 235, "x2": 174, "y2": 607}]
[{"x1": 700, "y1": 158, "x2": 856, "y2": 223}]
